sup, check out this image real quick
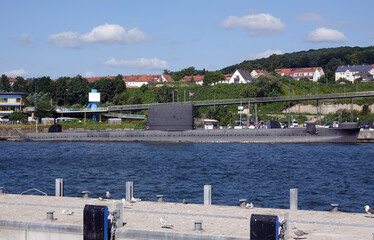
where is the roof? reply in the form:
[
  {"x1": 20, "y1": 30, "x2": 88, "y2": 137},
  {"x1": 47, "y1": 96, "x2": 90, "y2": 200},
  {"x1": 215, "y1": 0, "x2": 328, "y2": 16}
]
[
  {"x1": 180, "y1": 75, "x2": 204, "y2": 82},
  {"x1": 253, "y1": 70, "x2": 271, "y2": 77},
  {"x1": 275, "y1": 67, "x2": 323, "y2": 75},
  {"x1": 336, "y1": 65, "x2": 373, "y2": 72},
  {"x1": 86, "y1": 74, "x2": 174, "y2": 83},
  {"x1": 237, "y1": 69, "x2": 252, "y2": 80},
  {"x1": 0, "y1": 92, "x2": 27, "y2": 97}
]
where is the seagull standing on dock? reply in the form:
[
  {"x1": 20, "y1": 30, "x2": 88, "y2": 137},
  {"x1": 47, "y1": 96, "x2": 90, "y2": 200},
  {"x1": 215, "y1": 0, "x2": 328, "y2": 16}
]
[
  {"x1": 364, "y1": 205, "x2": 374, "y2": 217},
  {"x1": 106, "y1": 191, "x2": 111, "y2": 199},
  {"x1": 160, "y1": 217, "x2": 173, "y2": 228},
  {"x1": 294, "y1": 228, "x2": 308, "y2": 239}
]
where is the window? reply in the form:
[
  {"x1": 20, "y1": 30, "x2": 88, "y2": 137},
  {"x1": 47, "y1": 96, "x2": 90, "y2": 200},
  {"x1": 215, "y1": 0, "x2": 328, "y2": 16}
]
[
  {"x1": 1, "y1": 98, "x2": 8, "y2": 102},
  {"x1": 299, "y1": 73, "x2": 302, "y2": 76},
  {"x1": 309, "y1": 72, "x2": 313, "y2": 76},
  {"x1": 304, "y1": 72, "x2": 308, "y2": 76},
  {"x1": 16, "y1": 98, "x2": 21, "y2": 102}
]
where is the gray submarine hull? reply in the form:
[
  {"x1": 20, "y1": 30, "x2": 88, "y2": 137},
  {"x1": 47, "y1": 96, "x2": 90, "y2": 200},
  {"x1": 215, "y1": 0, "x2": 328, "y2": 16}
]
[{"x1": 17, "y1": 104, "x2": 360, "y2": 143}]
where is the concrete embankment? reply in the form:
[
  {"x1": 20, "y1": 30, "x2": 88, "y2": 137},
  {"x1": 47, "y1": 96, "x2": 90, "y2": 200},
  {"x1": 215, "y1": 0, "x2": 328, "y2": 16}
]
[
  {"x1": 0, "y1": 194, "x2": 373, "y2": 240},
  {"x1": 0, "y1": 128, "x2": 36, "y2": 139},
  {"x1": 357, "y1": 129, "x2": 374, "y2": 142}
]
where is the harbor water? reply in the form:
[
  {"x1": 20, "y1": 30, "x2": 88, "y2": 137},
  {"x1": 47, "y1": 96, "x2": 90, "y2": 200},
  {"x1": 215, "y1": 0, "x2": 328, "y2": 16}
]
[{"x1": 0, "y1": 141, "x2": 373, "y2": 213}]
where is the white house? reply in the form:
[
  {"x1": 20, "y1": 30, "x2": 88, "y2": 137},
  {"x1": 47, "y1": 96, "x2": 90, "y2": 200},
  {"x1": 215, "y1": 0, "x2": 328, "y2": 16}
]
[
  {"x1": 227, "y1": 70, "x2": 255, "y2": 84},
  {"x1": 335, "y1": 65, "x2": 374, "y2": 82}
]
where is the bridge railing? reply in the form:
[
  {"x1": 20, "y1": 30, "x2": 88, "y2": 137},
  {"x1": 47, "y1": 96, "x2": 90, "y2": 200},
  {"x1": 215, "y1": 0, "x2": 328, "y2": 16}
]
[{"x1": 55, "y1": 107, "x2": 109, "y2": 113}]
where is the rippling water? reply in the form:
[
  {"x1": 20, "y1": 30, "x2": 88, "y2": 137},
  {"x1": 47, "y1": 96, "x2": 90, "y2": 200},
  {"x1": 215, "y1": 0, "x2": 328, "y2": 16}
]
[{"x1": 0, "y1": 141, "x2": 373, "y2": 213}]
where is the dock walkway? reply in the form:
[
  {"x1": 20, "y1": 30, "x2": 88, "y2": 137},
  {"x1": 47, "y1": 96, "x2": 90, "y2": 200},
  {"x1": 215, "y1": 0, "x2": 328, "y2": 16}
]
[{"x1": 0, "y1": 194, "x2": 373, "y2": 240}]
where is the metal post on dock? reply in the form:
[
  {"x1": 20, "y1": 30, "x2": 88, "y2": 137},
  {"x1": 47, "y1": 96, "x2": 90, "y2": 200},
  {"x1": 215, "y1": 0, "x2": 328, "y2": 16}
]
[
  {"x1": 290, "y1": 188, "x2": 298, "y2": 210},
  {"x1": 55, "y1": 178, "x2": 64, "y2": 197},
  {"x1": 239, "y1": 199, "x2": 247, "y2": 208},
  {"x1": 0, "y1": 187, "x2": 3, "y2": 194},
  {"x1": 82, "y1": 191, "x2": 89, "y2": 198},
  {"x1": 157, "y1": 195, "x2": 164, "y2": 202},
  {"x1": 331, "y1": 204, "x2": 339, "y2": 212},
  {"x1": 126, "y1": 181, "x2": 134, "y2": 201},
  {"x1": 204, "y1": 185, "x2": 212, "y2": 205}
]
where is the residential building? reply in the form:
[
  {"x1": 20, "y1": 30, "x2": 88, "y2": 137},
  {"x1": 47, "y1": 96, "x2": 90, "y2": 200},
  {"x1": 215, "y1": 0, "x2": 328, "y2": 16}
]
[
  {"x1": 275, "y1": 67, "x2": 324, "y2": 82},
  {"x1": 227, "y1": 69, "x2": 255, "y2": 84},
  {"x1": 180, "y1": 75, "x2": 205, "y2": 86},
  {"x1": 0, "y1": 92, "x2": 27, "y2": 116},
  {"x1": 335, "y1": 65, "x2": 374, "y2": 82},
  {"x1": 250, "y1": 70, "x2": 271, "y2": 78},
  {"x1": 85, "y1": 74, "x2": 174, "y2": 88}
]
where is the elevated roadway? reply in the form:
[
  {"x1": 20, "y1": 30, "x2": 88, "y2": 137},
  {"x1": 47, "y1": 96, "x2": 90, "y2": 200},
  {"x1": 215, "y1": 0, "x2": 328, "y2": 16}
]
[{"x1": 24, "y1": 91, "x2": 374, "y2": 116}]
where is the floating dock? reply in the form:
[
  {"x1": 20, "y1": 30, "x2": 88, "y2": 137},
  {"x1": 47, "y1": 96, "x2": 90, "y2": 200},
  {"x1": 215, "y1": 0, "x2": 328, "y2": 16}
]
[{"x1": 0, "y1": 194, "x2": 373, "y2": 240}]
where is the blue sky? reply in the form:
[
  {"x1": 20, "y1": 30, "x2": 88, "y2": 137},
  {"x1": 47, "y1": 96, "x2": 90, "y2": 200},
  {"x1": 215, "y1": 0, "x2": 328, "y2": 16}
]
[{"x1": 1, "y1": 0, "x2": 373, "y2": 79}]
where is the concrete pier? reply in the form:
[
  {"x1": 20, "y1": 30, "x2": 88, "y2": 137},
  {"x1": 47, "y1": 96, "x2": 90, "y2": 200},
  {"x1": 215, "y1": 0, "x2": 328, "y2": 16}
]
[{"x1": 0, "y1": 194, "x2": 373, "y2": 240}]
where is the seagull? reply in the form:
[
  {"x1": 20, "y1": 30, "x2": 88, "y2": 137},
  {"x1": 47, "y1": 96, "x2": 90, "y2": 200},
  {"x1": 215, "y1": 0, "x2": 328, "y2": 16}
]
[
  {"x1": 182, "y1": 199, "x2": 188, "y2": 204},
  {"x1": 61, "y1": 209, "x2": 74, "y2": 215},
  {"x1": 160, "y1": 217, "x2": 173, "y2": 228},
  {"x1": 364, "y1": 205, "x2": 374, "y2": 217},
  {"x1": 245, "y1": 202, "x2": 254, "y2": 209},
  {"x1": 122, "y1": 198, "x2": 132, "y2": 207},
  {"x1": 106, "y1": 191, "x2": 111, "y2": 199},
  {"x1": 98, "y1": 197, "x2": 103, "y2": 201},
  {"x1": 294, "y1": 228, "x2": 308, "y2": 239},
  {"x1": 131, "y1": 197, "x2": 142, "y2": 202}
]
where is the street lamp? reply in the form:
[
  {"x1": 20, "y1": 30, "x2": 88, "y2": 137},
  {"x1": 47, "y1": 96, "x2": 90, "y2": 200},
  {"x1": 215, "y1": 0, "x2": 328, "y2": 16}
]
[{"x1": 62, "y1": 89, "x2": 68, "y2": 118}]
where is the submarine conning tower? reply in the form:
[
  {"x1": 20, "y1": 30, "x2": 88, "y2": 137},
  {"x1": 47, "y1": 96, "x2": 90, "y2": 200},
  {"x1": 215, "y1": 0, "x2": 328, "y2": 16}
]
[{"x1": 146, "y1": 104, "x2": 194, "y2": 131}]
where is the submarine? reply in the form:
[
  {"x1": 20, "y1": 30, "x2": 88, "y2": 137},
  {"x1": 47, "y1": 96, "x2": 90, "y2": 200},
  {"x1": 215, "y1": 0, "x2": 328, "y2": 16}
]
[{"x1": 17, "y1": 104, "x2": 360, "y2": 144}]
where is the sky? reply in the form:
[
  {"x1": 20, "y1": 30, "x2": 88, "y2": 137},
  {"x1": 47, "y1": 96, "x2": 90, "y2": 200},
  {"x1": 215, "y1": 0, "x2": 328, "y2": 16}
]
[{"x1": 1, "y1": 0, "x2": 373, "y2": 79}]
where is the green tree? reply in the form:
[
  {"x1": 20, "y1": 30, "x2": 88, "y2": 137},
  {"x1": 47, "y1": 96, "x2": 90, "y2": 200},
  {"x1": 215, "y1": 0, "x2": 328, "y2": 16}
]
[
  {"x1": 92, "y1": 76, "x2": 125, "y2": 103},
  {"x1": 155, "y1": 85, "x2": 173, "y2": 103},
  {"x1": 113, "y1": 92, "x2": 129, "y2": 105},
  {"x1": 203, "y1": 72, "x2": 225, "y2": 86},
  {"x1": 12, "y1": 77, "x2": 26, "y2": 92},
  {"x1": 9, "y1": 111, "x2": 28, "y2": 123},
  {"x1": 0, "y1": 74, "x2": 12, "y2": 92},
  {"x1": 35, "y1": 101, "x2": 56, "y2": 119},
  {"x1": 255, "y1": 76, "x2": 283, "y2": 97}
]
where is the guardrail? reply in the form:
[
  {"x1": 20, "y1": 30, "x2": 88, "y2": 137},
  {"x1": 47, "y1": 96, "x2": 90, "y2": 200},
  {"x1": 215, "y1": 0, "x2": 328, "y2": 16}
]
[{"x1": 107, "y1": 91, "x2": 374, "y2": 111}]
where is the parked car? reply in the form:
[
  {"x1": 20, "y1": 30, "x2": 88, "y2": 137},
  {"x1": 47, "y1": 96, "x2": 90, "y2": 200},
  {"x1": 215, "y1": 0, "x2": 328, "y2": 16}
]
[
  {"x1": 325, "y1": 123, "x2": 332, "y2": 128},
  {"x1": 292, "y1": 120, "x2": 298, "y2": 128},
  {"x1": 333, "y1": 121, "x2": 339, "y2": 128},
  {"x1": 360, "y1": 123, "x2": 371, "y2": 129},
  {"x1": 248, "y1": 121, "x2": 255, "y2": 129},
  {"x1": 281, "y1": 121, "x2": 289, "y2": 128}
]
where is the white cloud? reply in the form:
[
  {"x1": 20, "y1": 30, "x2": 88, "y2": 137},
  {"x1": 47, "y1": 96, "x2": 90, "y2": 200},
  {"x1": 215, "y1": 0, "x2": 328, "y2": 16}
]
[
  {"x1": 304, "y1": 27, "x2": 346, "y2": 42},
  {"x1": 48, "y1": 23, "x2": 148, "y2": 48},
  {"x1": 221, "y1": 13, "x2": 285, "y2": 35},
  {"x1": 104, "y1": 58, "x2": 169, "y2": 70},
  {"x1": 248, "y1": 49, "x2": 283, "y2": 60},
  {"x1": 4, "y1": 69, "x2": 29, "y2": 77},
  {"x1": 294, "y1": 13, "x2": 327, "y2": 25},
  {"x1": 83, "y1": 72, "x2": 96, "y2": 78},
  {"x1": 237, "y1": 49, "x2": 283, "y2": 63},
  {"x1": 18, "y1": 33, "x2": 35, "y2": 48}
]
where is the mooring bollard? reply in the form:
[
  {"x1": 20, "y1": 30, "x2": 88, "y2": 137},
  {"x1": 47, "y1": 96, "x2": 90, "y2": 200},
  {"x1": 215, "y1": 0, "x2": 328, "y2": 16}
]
[
  {"x1": 110, "y1": 202, "x2": 123, "y2": 227},
  {"x1": 0, "y1": 187, "x2": 3, "y2": 194},
  {"x1": 239, "y1": 199, "x2": 247, "y2": 208},
  {"x1": 194, "y1": 220, "x2": 203, "y2": 231},
  {"x1": 331, "y1": 204, "x2": 339, "y2": 212},
  {"x1": 157, "y1": 195, "x2": 164, "y2": 202},
  {"x1": 55, "y1": 178, "x2": 64, "y2": 197},
  {"x1": 290, "y1": 188, "x2": 298, "y2": 210},
  {"x1": 46, "y1": 211, "x2": 55, "y2": 221},
  {"x1": 204, "y1": 185, "x2": 212, "y2": 205},
  {"x1": 126, "y1": 181, "x2": 134, "y2": 201},
  {"x1": 82, "y1": 191, "x2": 89, "y2": 198}
]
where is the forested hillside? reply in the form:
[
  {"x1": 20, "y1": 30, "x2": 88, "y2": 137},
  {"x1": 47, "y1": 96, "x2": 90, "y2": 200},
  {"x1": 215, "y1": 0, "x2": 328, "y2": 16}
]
[{"x1": 220, "y1": 46, "x2": 374, "y2": 82}]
